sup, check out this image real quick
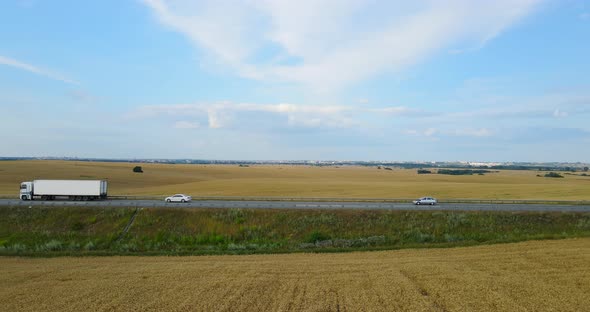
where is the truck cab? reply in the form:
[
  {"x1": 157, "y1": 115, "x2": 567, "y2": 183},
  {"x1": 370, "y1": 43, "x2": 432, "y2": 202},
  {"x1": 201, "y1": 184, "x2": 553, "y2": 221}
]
[{"x1": 20, "y1": 182, "x2": 33, "y2": 200}]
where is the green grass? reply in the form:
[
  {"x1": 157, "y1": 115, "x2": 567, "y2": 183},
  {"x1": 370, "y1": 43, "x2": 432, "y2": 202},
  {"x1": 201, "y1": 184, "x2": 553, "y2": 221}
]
[
  {"x1": 1, "y1": 205, "x2": 590, "y2": 256},
  {"x1": 0, "y1": 206, "x2": 134, "y2": 254}
]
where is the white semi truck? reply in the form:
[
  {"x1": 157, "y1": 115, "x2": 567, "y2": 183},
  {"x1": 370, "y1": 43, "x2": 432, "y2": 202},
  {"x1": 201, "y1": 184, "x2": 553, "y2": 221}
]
[{"x1": 20, "y1": 180, "x2": 108, "y2": 201}]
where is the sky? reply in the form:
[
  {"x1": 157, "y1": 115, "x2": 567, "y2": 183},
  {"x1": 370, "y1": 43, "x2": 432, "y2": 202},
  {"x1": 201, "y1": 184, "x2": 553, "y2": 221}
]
[{"x1": 1, "y1": 0, "x2": 589, "y2": 162}]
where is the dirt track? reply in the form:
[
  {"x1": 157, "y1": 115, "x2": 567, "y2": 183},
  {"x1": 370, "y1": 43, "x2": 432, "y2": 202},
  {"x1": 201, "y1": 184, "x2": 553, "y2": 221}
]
[{"x1": 2, "y1": 238, "x2": 589, "y2": 311}]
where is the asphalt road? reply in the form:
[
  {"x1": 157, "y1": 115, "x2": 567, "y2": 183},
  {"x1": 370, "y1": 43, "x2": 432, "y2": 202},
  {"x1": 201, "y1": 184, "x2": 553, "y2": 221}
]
[{"x1": 1, "y1": 199, "x2": 589, "y2": 212}]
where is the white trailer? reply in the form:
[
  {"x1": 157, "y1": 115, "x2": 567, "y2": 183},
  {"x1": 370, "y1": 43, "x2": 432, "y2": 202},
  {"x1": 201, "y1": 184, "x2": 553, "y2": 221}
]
[{"x1": 20, "y1": 180, "x2": 108, "y2": 201}]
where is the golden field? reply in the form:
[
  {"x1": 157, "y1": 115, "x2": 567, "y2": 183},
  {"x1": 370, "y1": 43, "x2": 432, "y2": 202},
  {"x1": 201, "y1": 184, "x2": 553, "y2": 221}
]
[
  {"x1": 1, "y1": 238, "x2": 589, "y2": 311},
  {"x1": 1, "y1": 160, "x2": 589, "y2": 199}
]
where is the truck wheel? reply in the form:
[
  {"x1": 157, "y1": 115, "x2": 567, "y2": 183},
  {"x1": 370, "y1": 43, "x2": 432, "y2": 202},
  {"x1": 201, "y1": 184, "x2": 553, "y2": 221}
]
[{"x1": 21, "y1": 195, "x2": 28, "y2": 200}]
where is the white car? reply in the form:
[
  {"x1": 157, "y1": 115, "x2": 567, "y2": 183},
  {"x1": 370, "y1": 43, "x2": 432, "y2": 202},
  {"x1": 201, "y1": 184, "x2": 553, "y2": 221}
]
[
  {"x1": 165, "y1": 194, "x2": 192, "y2": 203},
  {"x1": 413, "y1": 197, "x2": 437, "y2": 205}
]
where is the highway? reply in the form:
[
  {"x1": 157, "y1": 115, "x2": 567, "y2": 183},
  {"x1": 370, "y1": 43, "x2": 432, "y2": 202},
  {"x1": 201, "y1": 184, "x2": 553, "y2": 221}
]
[{"x1": 1, "y1": 199, "x2": 589, "y2": 212}]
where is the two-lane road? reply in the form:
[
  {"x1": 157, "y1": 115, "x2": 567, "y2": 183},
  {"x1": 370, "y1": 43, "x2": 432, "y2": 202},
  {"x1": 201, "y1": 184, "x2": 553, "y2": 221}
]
[{"x1": 1, "y1": 199, "x2": 589, "y2": 212}]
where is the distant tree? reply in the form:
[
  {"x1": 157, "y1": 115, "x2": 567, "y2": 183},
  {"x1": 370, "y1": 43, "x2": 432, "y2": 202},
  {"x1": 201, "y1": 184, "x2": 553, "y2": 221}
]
[
  {"x1": 417, "y1": 169, "x2": 432, "y2": 174},
  {"x1": 584, "y1": 166, "x2": 589, "y2": 172},
  {"x1": 437, "y1": 169, "x2": 491, "y2": 176},
  {"x1": 544, "y1": 172, "x2": 563, "y2": 178},
  {"x1": 133, "y1": 166, "x2": 143, "y2": 173}
]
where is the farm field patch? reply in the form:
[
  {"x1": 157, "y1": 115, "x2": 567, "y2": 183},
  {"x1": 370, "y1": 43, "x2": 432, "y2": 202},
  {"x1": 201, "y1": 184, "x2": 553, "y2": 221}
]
[
  {"x1": 1, "y1": 238, "x2": 589, "y2": 311},
  {"x1": 1, "y1": 160, "x2": 589, "y2": 200}
]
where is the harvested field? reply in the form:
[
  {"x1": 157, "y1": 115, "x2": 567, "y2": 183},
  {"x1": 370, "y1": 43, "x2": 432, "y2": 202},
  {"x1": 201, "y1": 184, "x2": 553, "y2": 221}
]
[
  {"x1": 1, "y1": 160, "x2": 590, "y2": 200},
  {"x1": 2, "y1": 238, "x2": 589, "y2": 311}
]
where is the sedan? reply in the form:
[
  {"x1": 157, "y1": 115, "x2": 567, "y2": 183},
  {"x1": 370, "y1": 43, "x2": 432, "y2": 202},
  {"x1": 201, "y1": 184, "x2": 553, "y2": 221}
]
[
  {"x1": 413, "y1": 197, "x2": 437, "y2": 205},
  {"x1": 165, "y1": 194, "x2": 192, "y2": 203}
]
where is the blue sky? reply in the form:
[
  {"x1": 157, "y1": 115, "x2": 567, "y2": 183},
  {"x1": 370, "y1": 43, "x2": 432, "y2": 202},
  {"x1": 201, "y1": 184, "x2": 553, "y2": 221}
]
[{"x1": 1, "y1": 0, "x2": 589, "y2": 161}]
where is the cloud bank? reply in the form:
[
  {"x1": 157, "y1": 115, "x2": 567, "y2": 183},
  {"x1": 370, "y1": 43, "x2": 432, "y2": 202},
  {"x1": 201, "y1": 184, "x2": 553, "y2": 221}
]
[
  {"x1": 142, "y1": 0, "x2": 542, "y2": 92},
  {"x1": 0, "y1": 55, "x2": 78, "y2": 85}
]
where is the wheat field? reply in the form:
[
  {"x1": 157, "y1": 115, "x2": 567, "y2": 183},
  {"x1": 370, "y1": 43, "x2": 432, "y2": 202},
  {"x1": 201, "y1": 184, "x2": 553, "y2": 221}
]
[
  {"x1": 1, "y1": 238, "x2": 589, "y2": 311},
  {"x1": 1, "y1": 160, "x2": 589, "y2": 200}
]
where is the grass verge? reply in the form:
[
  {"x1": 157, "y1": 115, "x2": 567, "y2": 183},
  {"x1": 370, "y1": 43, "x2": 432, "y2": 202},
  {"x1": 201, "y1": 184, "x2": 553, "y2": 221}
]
[{"x1": 1, "y1": 205, "x2": 589, "y2": 256}]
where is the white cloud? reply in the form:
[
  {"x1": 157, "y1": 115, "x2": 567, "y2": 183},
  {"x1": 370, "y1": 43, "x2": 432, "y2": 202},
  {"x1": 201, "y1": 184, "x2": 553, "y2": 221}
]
[
  {"x1": 452, "y1": 128, "x2": 493, "y2": 137},
  {"x1": 134, "y1": 102, "x2": 357, "y2": 129},
  {"x1": 174, "y1": 121, "x2": 200, "y2": 129},
  {"x1": 142, "y1": 0, "x2": 542, "y2": 92},
  {"x1": 424, "y1": 128, "x2": 438, "y2": 137},
  {"x1": 132, "y1": 89, "x2": 590, "y2": 131},
  {"x1": 552, "y1": 108, "x2": 568, "y2": 118},
  {"x1": 442, "y1": 92, "x2": 590, "y2": 120},
  {"x1": 0, "y1": 55, "x2": 78, "y2": 85},
  {"x1": 403, "y1": 128, "x2": 438, "y2": 136},
  {"x1": 369, "y1": 106, "x2": 430, "y2": 117},
  {"x1": 404, "y1": 127, "x2": 492, "y2": 137},
  {"x1": 207, "y1": 108, "x2": 231, "y2": 129}
]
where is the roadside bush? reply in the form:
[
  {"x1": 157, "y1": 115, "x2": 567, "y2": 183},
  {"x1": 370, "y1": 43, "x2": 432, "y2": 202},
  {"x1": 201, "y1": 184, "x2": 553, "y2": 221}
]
[
  {"x1": 37, "y1": 240, "x2": 63, "y2": 252},
  {"x1": 404, "y1": 230, "x2": 434, "y2": 243},
  {"x1": 306, "y1": 231, "x2": 331, "y2": 243},
  {"x1": 133, "y1": 166, "x2": 143, "y2": 173},
  {"x1": 417, "y1": 169, "x2": 432, "y2": 174},
  {"x1": 444, "y1": 234, "x2": 463, "y2": 242},
  {"x1": 227, "y1": 243, "x2": 247, "y2": 250},
  {"x1": 4, "y1": 243, "x2": 27, "y2": 253},
  {"x1": 117, "y1": 242, "x2": 138, "y2": 252},
  {"x1": 84, "y1": 241, "x2": 96, "y2": 251},
  {"x1": 214, "y1": 208, "x2": 246, "y2": 224},
  {"x1": 71, "y1": 221, "x2": 85, "y2": 231}
]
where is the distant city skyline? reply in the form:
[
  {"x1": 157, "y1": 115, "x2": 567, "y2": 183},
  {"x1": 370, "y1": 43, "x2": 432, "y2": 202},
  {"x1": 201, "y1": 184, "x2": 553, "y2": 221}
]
[
  {"x1": 1, "y1": 1, "x2": 589, "y2": 162},
  {"x1": 3, "y1": 157, "x2": 588, "y2": 170}
]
